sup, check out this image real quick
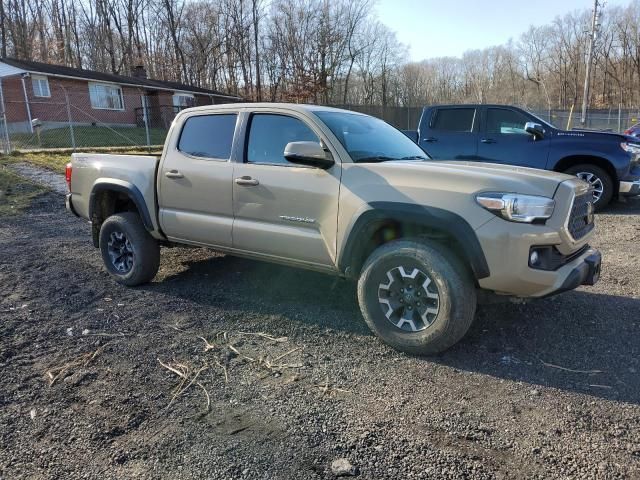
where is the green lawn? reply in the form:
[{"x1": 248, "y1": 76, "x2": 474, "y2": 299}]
[
  {"x1": 0, "y1": 165, "x2": 47, "y2": 216},
  {"x1": 9, "y1": 126, "x2": 167, "y2": 149},
  {"x1": 2, "y1": 148, "x2": 162, "y2": 175}
]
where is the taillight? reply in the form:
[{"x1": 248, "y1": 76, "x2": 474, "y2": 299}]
[
  {"x1": 65, "y1": 163, "x2": 72, "y2": 191},
  {"x1": 624, "y1": 129, "x2": 632, "y2": 135}
]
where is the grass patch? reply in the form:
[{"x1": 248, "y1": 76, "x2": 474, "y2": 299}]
[
  {"x1": 0, "y1": 165, "x2": 48, "y2": 216},
  {"x1": 1, "y1": 148, "x2": 162, "y2": 174},
  {"x1": 9, "y1": 126, "x2": 167, "y2": 149}
]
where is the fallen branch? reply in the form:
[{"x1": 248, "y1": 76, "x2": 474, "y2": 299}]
[
  {"x1": 238, "y1": 331, "x2": 288, "y2": 343},
  {"x1": 540, "y1": 360, "x2": 603, "y2": 375},
  {"x1": 270, "y1": 347, "x2": 301, "y2": 363},
  {"x1": 46, "y1": 343, "x2": 109, "y2": 386},
  {"x1": 198, "y1": 336, "x2": 216, "y2": 351},
  {"x1": 312, "y1": 375, "x2": 351, "y2": 396},
  {"x1": 157, "y1": 358, "x2": 211, "y2": 412}
]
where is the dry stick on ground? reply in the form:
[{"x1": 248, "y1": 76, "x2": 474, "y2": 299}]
[
  {"x1": 313, "y1": 374, "x2": 351, "y2": 396},
  {"x1": 198, "y1": 336, "x2": 216, "y2": 351},
  {"x1": 238, "y1": 331, "x2": 289, "y2": 343},
  {"x1": 539, "y1": 359, "x2": 604, "y2": 375},
  {"x1": 46, "y1": 342, "x2": 110, "y2": 386},
  {"x1": 157, "y1": 359, "x2": 211, "y2": 412}
]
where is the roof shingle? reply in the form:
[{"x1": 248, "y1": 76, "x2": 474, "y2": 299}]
[{"x1": 0, "y1": 57, "x2": 241, "y2": 98}]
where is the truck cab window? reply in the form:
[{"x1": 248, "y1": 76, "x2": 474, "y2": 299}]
[
  {"x1": 432, "y1": 108, "x2": 475, "y2": 132},
  {"x1": 486, "y1": 108, "x2": 529, "y2": 135},
  {"x1": 247, "y1": 114, "x2": 319, "y2": 165},
  {"x1": 178, "y1": 114, "x2": 237, "y2": 159}
]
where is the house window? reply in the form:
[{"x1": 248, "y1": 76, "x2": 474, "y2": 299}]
[
  {"x1": 89, "y1": 83, "x2": 124, "y2": 110},
  {"x1": 173, "y1": 93, "x2": 195, "y2": 110},
  {"x1": 32, "y1": 75, "x2": 50, "y2": 97}
]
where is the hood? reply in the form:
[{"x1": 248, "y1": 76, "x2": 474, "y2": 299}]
[
  {"x1": 355, "y1": 160, "x2": 572, "y2": 199},
  {"x1": 555, "y1": 129, "x2": 631, "y2": 143}
]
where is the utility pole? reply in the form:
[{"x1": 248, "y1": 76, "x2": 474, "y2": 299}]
[{"x1": 581, "y1": 0, "x2": 602, "y2": 126}]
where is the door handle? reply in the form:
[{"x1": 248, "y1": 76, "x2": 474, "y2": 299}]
[
  {"x1": 165, "y1": 170, "x2": 184, "y2": 179},
  {"x1": 480, "y1": 138, "x2": 496, "y2": 144},
  {"x1": 424, "y1": 137, "x2": 438, "y2": 143},
  {"x1": 235, "y1": 176, "x2": 259, "y2": 186}
]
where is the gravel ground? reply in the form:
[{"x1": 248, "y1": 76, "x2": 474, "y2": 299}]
[
  {"x1": 0, "y1": 171, "x2": 639, "y2": 479},
  {"x1": 7, "y1": 163, "x2": 68, "y2": 195}
]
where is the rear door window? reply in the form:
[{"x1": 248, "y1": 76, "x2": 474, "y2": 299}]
[
  {"x1": 431, "y1": 108, "x2": 476, "y2": 132},
  {"x1": 178, "y1": 114, "x2": 237, "y2": 159}
]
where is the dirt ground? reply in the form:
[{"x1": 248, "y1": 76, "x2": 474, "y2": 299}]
[{"x1": 0, "y1": 183, "x2": 639, "y2": 479}]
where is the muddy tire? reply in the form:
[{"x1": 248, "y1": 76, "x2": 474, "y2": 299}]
[
  {"x1": 357, "y1": 239, "x2": 476, "y2": 355},
  {"x1": 564, "y1": 164, "x2": 613, "y2": 211},
  {"x1": 99, "y1": 212, "x2": 160, "y2": 286}
]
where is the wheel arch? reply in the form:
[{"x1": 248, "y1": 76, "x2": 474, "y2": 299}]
[
  {"x1": 89, "y1": 180, "x2": 154, "y2": 247},
  {"x1": 552, "y1": 155, "x2": 618, "y2": 191},
  {"x1": 338, "y1": 202, "x2": 490, "y2": 281}
]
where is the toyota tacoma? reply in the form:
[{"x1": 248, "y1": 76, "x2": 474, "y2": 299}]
[{"x1": 66, "y1": 104, "x2": 601, "y2": 354}]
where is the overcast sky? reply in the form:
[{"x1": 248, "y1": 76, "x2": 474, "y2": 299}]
[{"x1": 375, "y1": 0, "x2": 630, "y2": 61}]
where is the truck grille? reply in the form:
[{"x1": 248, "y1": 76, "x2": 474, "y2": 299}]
[{"x1": 567, "y1": 192, "x2": 595, "y2": 240}]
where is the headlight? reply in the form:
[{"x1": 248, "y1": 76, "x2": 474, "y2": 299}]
[
  {"x1": 476, "y1": 193, "x2": 555, "y2": 223},
  {"x1": 621, "y1": 142, "x2": 640, "y2": 155}
]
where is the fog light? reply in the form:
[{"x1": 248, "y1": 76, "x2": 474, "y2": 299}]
[{"x1": 529, "y1": 250, "x2": 540, "y2": 266}]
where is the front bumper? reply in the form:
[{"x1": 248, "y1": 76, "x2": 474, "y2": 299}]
[
  {"x1": 65, "y1": 193, "x2": 80, "y2": 217},
  {"x1": 544, "y1": 249, "x2": 601, "y2": 297},
  {"x1": 475, "y1": 178, "x2": 600, "y2": 298},
  {"x1": 619, "y1": 180, "x2": 640, "y2": 196}
]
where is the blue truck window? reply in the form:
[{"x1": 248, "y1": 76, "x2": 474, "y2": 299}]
[
  {"x1": 486, "y1": 108, "x2": 529, "y2": 135},
  {"x1": 432, "y1": 108, "x2": 475, "y2": 132}
]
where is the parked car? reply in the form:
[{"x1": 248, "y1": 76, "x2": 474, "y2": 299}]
[
  {"x1": 624, "y1": 122, "x2": 640, "y2": 139},
  {"x1": 66, "y1": 104, "x2": 600, "y2": 354},
  {"x1": 404, "y1": 104, "x2": 640, "y2": 209}
]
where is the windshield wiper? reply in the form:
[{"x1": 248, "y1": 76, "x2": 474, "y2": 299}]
[
  {"x1": 400, "y1": 155, "x2": 428, "y2": 160},
  {"x1": 355, "y1": 156, "x2": 398, "y2": 163}
]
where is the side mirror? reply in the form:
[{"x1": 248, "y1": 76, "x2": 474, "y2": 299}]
[
  {"x1": 284, "y1": 141, "x2": 334, "y2": 169},
  {"x1": 525, "y1": 122, "x2": 544, "y2": 140}
]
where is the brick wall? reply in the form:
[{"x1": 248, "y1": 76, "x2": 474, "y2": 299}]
[
  {"x1": 2, "y1": 73, "x2": 234, "y2": 131},
  {"x1": 2, "y1": 75, "x2": 145, "y2": 126}
]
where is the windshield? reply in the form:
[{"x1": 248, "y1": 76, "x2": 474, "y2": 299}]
[{"x1": 315, "y1": 111, "x2": 430, "y2": 163}]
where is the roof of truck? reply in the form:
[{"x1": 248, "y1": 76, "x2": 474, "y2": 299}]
[{"x1": 182, "y1": 103, "x2": 367, "y2": 115}]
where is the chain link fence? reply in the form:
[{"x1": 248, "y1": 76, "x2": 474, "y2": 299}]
[
  {"x1": 2, "y1": 92, "x2": 639, "y2": 154},
  {"x1": 0, "y1": 82, "x2": 187, "y2": 154}
]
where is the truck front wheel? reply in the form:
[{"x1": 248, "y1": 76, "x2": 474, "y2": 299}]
[
  {"x1": 99, "y1": 212, "x2": 160, "y2": 286},
  {"x1": 564, "y1": 164, "x2": 613, "y2": 210},
  {"x1": 357, "y1": 239, "x2": 476, "y2": 355}
]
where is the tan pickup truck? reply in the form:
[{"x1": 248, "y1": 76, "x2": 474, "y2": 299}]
[{"x1": 66, "y1": 104, "x2": 601, "y2": 354}]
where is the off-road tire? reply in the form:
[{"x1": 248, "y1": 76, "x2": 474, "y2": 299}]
[
  {"x1": 564, "y1": 164, "x2": 613, "y2": 211},
  {"x1": 99, "y1": 212, "x2": 160, "y2": 286},
  {"x1": 357, "y1": 239, "x2": 476, "y2": 355}
]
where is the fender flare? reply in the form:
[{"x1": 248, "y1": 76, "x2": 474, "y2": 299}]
[
  {"x1": 89, "y1": 180, "x2": 153, "y2": 230},
  {"x1": 338, "y1": 202, "x2": 490, "y2": 280}
]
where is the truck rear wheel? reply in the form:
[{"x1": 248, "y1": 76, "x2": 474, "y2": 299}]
[
  {"x1": 357, "y1": 239, "x2": 476, "y2": 355},
  {"x1": 564, "y1": 164, "x2": 613, "y2": 210},
  {"x1": 99, "y1": 212, "x2": 160, "y2": 286}
]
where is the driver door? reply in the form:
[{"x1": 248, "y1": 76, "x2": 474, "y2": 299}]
[
  {"x1": 476, "y1": 107, "x2": 550, "y2": 168},
  {"x1": 231, "y1": 112, "x2": 341, "y2": 268}
]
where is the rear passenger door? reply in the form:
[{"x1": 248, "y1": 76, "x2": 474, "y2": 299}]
[
  {"x1": 419, "y1": 107, "x2": 478, "y2": 160},
  {"x1": 157, "y1": 111, "x2": 238, "y2": 247},
  {"x1": 477, "y1": 107, "x2": 550, "y2": 168},
  {"x1": 231, "y1": 112, "x2": 341, "y2": 268}
]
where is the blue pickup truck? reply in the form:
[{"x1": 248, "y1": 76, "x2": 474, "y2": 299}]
[{"x1": 404, "y1": 104, "x2": 640, "y2": 209}]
